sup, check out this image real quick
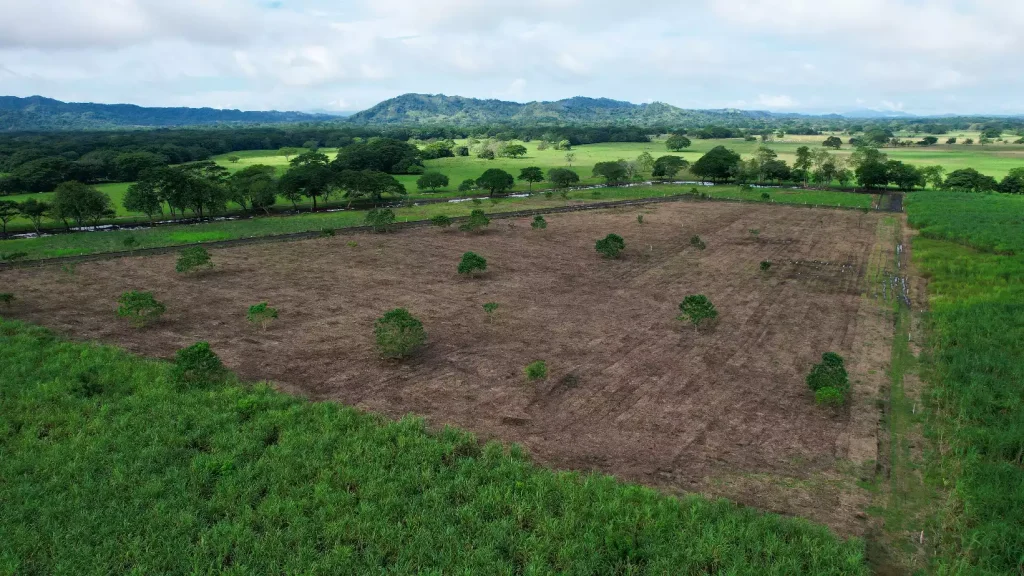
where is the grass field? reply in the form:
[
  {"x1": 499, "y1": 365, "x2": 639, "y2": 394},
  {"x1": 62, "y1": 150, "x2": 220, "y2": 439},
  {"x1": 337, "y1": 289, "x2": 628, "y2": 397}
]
[
  {"x1": 0, "y1": 318, "x2": 869, "y2": 574},
  {"x1": 0, "y1": 185, "x2": 875, "y2": 261}
]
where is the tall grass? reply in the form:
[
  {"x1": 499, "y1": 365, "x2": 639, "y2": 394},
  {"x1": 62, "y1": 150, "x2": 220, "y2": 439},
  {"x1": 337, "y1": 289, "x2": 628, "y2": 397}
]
[
  {"x1": 905, "y1": 191, "x2": 1024, "y2": 255},
  {"x1": 0, "y1": 318, "x2": 867, "y2": 574}
]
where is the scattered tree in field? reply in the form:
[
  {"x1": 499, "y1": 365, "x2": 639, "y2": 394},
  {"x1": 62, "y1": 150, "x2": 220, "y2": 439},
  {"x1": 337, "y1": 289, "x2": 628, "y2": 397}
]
[
  {"x1": 666, "y1": 134, "x2": 692, "y2": 151},
  {"x1": 459, "y1": 209, "x2": 491, "y2": 233},
  {"x1": 17, "y1": 199, "x2": 49, "y2": 235},
  {"x1": 175, "y1": 246, "x2": 213, "y2": 273},
  {"x1": 123, "y1": 178, "x2": 164, "y2": 221},
  {"x1": 691, "y1": 146, "x2": 741, "y2": 182},
  {"x1": 247, "y1": 302, "x2": 279, "y2": 330},
  {"x1": 0, "y1": 200, "x2": 18, "y2": 239},
  {"x1": 279, "y1": 151, "x2": 334, "y2": 211},
  {"x1": 531, "y1": 215, "x2": 547, "y2": 229},
  {"x1": 227, "y1": 155, "x2": 241, "y2": 164},
  {"x1": 690, "y1": 235, "x2": 706, "y2": 250},
  {"x1": 365, "y1": 208, "x2": 397, "y2": 233},
  {"x1": 917, "y1": 136, "x2": 939, "y2": 147},
  {"x1": 556, "y1": 140, "x2": 572, "y2": 151},
  {"x1": 794, "y1": 146, "x2": 813, "y2": 173},
  {"x1": 946, "y1": 137, "x2": 957, "y2": 145},
  {"x1": 278, "y1": 147, "x2": 300, "y2": 161},
  {"x1": 652, "y1": 155, "x2": 689, "y2": 179},
  {"x1": 536, "y1": 141, "x2": 549, "y2": 151},
  {"x1": 998, "y1": 167, "x2": 1024, "y2": 194},
  {"x1": 336, "y1": 170, "x2": 406, "y2": 205},
  {"x1": 964, "y1": 138, "x2": 974, "y2": 145},
  {"x1": 458, "y1": 251, "x2": 488, "y2": 276},
  {"x1": 478, "y1": 149, "x2": 496, "y2": 160},
  {"x1": 595, "y1": 233, "x2": 625, "y2": 258},
  {"x1": 430, "y1": 214, "x2": 453, "y2": 228},
  {"x1": 677, "y1": 295, "x2": 718, "y2": 330},
  {"x1": 822, "y1": 136, "x2": 843, "y2": 149},
  {"x1": 636, "y1": 151, "x2": 655, "y2": 175},
  {"x1": 760, "y1": 261, "x2": 772, "y2": 272},
  {"x1": 51, "y1": 181, "x2": 114, "y2": 230},
  {"x1": 116, "y1": 291, "x2": 166, "y2": 328},
  {"x1": 504, "y1": 144, "x2": 528, "y2": 159},
  {"x1": 524, "y1": 360, "x2": 548, "y2": 381},
  {"x1": 483, "y1": 302, "x2": 499, "y2": 322},
  {"x1": 761, "y1": 192, "x2": 771, "y2": 200},
  {"x1": 518, "y1": 167, "x2": 544, "y2": 191},
  {"x1": 458, "y1": 179, "x2": 477, "y2": 193},
  {"x1": 564, "y1": 152, "x2": 576, "y2": 167},
  {"x1": 806, "y1": 352, "x2": 850, "y2": 406},
  {"x1": 374, "y1": 308, "x2": 426, "y2": 359},
  {"x1": 547, "y1": 168, "x2": 580, "y2": 189},
  {"x1": 416, "y1": 172, "x2": 449, "y2": 193},
  {"x1": 123, "y1": 235, "x2": 138, "y2": 254},
  {"x1": 592, "y1": 161, "x2": 628, "y2": 184},
  {"x1": 171, "y1": 341, "x2": 226, "y2": 386},
  {"x1": 942, "y1": 168, "x2": 999, "y2": 192},
  {"x1": 476, "y1": 169, "x2": 515, "y2": 197},
  {"x1": 0, "y1": 293, "x2": 14, "y2": 307},
  {"x1": 637, "y1": 214, "x2": 644, "y2": 225},
  {"x1": 920, "y1": 165, "x2": 946, "y2": 189}
]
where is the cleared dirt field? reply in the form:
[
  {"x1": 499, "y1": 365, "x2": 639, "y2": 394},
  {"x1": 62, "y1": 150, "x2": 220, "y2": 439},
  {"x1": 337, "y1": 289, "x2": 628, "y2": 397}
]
[{"x1": 0, "y1": 201, "x2": 890, "y2": 535}]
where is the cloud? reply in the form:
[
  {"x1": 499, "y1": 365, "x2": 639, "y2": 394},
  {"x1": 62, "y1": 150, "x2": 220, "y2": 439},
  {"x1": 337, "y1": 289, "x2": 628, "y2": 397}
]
[{"x1": 757, "y1": 95, "x2": 798, "y2": 109}]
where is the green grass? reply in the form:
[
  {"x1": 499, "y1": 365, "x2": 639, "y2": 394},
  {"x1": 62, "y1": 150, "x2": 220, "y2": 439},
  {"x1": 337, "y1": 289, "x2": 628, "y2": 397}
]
[
  {"x1": 904, "y1": 191, "x2": 1024, "y2": 574},
  {"x1": 0, "y1": 185, "x2": 873, "y2": 261},
  {"x1": 0, "y1": 318, "x2": 868, "y2": 574}
]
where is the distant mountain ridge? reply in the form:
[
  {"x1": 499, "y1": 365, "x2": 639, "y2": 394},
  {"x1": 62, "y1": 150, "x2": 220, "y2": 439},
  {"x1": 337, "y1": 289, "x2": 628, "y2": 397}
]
[{"x1": 0, "y1": 95, "x2": 335, "y2": 131}]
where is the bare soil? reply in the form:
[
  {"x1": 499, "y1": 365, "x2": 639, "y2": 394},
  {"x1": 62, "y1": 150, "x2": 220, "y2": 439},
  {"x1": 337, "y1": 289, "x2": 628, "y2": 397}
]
[{"x1": 0, "y1": 202, "x2": 889, "y2": 535}]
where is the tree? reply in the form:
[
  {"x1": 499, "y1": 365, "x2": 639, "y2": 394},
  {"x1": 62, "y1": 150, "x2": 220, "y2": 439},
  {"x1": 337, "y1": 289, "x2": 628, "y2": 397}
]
[
  {"x1": 762, "y1": 159, "x2": 791, "y2": 183},
  {"x1": 760, "y1": 261, "x2": 772, "y2": 272},
  {"x1": 557, "y1": 140, "x2": 572, "y2": 151},
  {"x1": 483, "y1": 302, "x2": 499, "y2": 322},
  {"x1": 917, "y1": 136, "x2": 938, "y2": 146},
  {"x1": 536, "y1": 141, "x2": 550, "y2": 151},
  {"x1": 855, "y1": 157, "x2": 890, "y2": 189},
  {"x1": 171, "y1": 342, "x2": 226, "y2": 386},
  {"x1": 652, "y1": 155, "x2": 689, "y2": 179},
  {"x1": 822, "y1": 136, "x2": 843, "y2": 149},
  {"x1": 547, "y1": 168, "x2": 580, "y2": 189},
  {"x1": 247, "y1": 302, "x2": 279, "y2": 331},
  {"x1": 459, "y1": 209, "x2": 490, "y2": 233},
  {"x1": 365, "y1": 208, "x2": 396, "y2": 233},
  {"x1": 416, "y1": 172, "x2": 449, "y2": 193},
  {"x1": 279, "y1": 147, "x2": 300, "y2": 161},
  {"x1": 336, "y1": 170, "x2": 406, "y2": 205},
  {"x1": 666, "y1": 134, "x2": 692, "y2": 151},
  {"x1": 228, "y1": 164, "x2": 277, "y2": 214},
  {"x1": 794, "y1": 146, "x2": 813, "y2": 172},
  {"x1": 531, "y1": 215, "x2": 547, "y2": 229},
  {"x1": 227, "y1": 155, "x2": 241, "y2": 163},
  {"x1": 919, "y1": 165, "x2": 946, "y2": 189},
  {"x1": 116, "y1": 291, "x2": 166, "y2": 328},
  {"x1": 458, "y1": 251, "x2": 487, "y2": 276},
  {"x1": 806, "y1": 352, "x2": 849, "y2": 406},
  {"x1": 430, "y1": 214, "x2": 453, "y2": 228},
  {"x1": 691, "y1": 146, "x2": 741, "y2": 182},
  {"x1": 592, "y1": 160, "x2": 628, "y2": 184},
  {"x1": 114, "y1": 151, "x2": 167, "y2": 181},
  {"x1": 333, "y1": 138, "x2": 422, "y2": 174},
  {"x1": 124, "y1": 178, "x2": 164, "y2": 220},
  {"x1": 175, "y1": 246, "x2": 213, "y2": 273},
  {"x1": 0, "y1": 201, "x2": 18, "y2": 239},
  {"x1": 478, "y1": 149, "x2": 495, "y2": 160},
  {"x1": 998, "y1": 168, "x2": 1024, "y2": 194},
  {"x1": 454, "y1": 146, "x2": 470, "y2": 156},
  {"x1": 374, "y1": 308, "x2": 426, "y2": 359},
  {"x1": 279, "y1": 151, "x2": 333, "y2": 211},
  {"x1": 504, "y1": 144, "x2": 528, "y2": 159},
  {"x1": 689, "y1": 235, "x2": 706, "y2": 250},
  {"x1": 595, "y1": 233, "x2": 625, "y2": 258},
  {"x1": 942, "y1": 168, "x2": 999, "y2": 192},
  {"x1": 17, "y1": 199, "x2": 49, "y2": 234},
  {"x1": 886, "y1": 161, "x2": 924, "y2": 191},
  {"x1": 677, "y1": 295, "x2": 718, "y2": 331},
  {"x1": 636, "y1": 151, "x2": 655, "y2": 175},
  {"x1": 51, "y1": 181, "x2": 113, "y2": 229},
  {"x1": 518, "y1": 167, "x2": 544, "y2": 191},
  {"x1": 458, "y1": 179, "x2": 476, "y2": 193},
  {"x1": 946, "y1": 137, "x2": 957, "y2": 145},
  {"x1": 476, "y1": 169, "x2": 515, "y2": 197},
  {"x1": 564, "y1": 152, "x2": 576, "y2": 167},
  {"x1": 964, "y1": 138, "x2": 974, "y2": 145},
  {"x1": 524, "y1": 360, "x2": 548, "y2": 381}
]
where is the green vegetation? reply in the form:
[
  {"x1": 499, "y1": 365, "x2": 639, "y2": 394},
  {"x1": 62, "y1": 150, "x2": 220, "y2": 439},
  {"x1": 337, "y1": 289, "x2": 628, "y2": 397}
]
[
  {"x1": 524, "y1": 360, "x2": 548, "y2": 382},
  {"x1": 246, "y1": 302, "x2": 279, "y2": 331},
  {"x1": 175, "y1": 246, "x2": 213, "y2": 274},
  {"x1": 458, "y1": 252, "x2": 488, "y2": 276},
  {"x1": 0, "y1": 293, "x2": 14, "y2": 306},
  {"x1": 806, "y1": 352, "x2": 850, "y2": 407},
  {"x1": 595, "y1": 233, "x2": 625, "y2": 258},
  {"x1": 678, "y1": 295, "x2": 718, "y2": 330},
  {"x1": 459, "y1": 209, "x2": 491, "y2": 233},
  {"x1": 760, "y1": 261, "x2": 772, "y2": 272},
  {"x1": 365, "y1": 208, "x2": 396, "y2": 233},
  {"x1": 482, "y1": 302, "x2": 499, "y2": 322},
  {"x1": 906, "y1": 191, "x2": 1024, "y2": 254},
  {"x1": 373, "y1": 308, "x2": 427, "y2": 359},
  {"x1": 531, "y1": 215, "x2": 547, "y2": 229},
  {"x1": 430, "y1": 214, "x2": 453, "y2": 228},
  {"x1": 116, "y1": 291, "x2": 166, "y2": 328},
  {"x1": 690, "y1": 235, "x2": 707, "y2": 251},
  {"x1": 170, "y1": 341, "x2": 226, "y2": 386}
]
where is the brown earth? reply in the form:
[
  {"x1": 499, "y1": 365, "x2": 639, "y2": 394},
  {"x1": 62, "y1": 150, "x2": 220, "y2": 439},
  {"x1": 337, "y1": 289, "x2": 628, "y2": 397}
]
[{"x1": 0, "y1": 201, "x2": 891, "y2": 535}]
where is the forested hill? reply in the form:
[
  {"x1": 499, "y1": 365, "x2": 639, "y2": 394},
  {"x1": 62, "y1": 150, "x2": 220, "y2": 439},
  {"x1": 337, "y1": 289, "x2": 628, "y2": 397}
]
[
  {"x1": 346, "y1": 93, "x2": 818, "y2": 127},
  {"x1": 0, "y1": 96, "x2": 336, "y2": 131}
]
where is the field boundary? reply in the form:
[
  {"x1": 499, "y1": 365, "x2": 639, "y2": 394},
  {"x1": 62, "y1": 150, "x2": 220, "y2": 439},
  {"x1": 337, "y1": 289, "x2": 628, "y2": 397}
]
[{"x1": 0, "y1": 192, "x2": 892, "y2": 270}]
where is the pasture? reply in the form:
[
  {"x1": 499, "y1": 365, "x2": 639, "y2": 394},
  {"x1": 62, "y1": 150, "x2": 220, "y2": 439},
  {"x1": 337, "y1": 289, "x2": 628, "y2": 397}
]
[{"x1": 0, "y1": 201, "x2": 893, "y2": 538}]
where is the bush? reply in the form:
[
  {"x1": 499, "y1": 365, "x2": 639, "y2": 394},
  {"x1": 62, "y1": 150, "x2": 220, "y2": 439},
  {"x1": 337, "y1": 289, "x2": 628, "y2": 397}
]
[
  {"x1": 175, "y1": 247, "x2": 213, "y2": 273},
  {"x1": 458, "y1": 179, "x2": 476, "y2": 193},
  {"x1": 678, "y1": 294, "x2": 718, "y2": 330},
  {"x1": 0, "y1": 293, "x2": 14, "y2": 306},
  {"x1": 531, "y1": 215, "x2": 547, "y2": 230},
  {"x1": 524, "y1": 360, "x2": 548, "y2": 381},
  {"x1": 690, "y1": 235, "x2": 706, "y2": 251},
  {"x1": 123, "y1": 235, "x2": 138, "y2": 253},
  {"x1": 595, "y1": 233, "x2": 625, "y2": 258},
  {"x1": 483, "y1": 302, "x2": 499, "y2": 321},
  {"x1": 430, "y1": 214, "x2": 453, "y2": 228},
  {"x1": 171, "y1": 342, "x2": 225, "y2": 387},
  {"x1": 761, "y1": 192, "x2": 771, "y2": 201},
  {"x1": 815, "y1": 387, "x2": 845, "y2": 407},
  {"x1": 320, "y1": 228, "x2": 336, "y2": 237},
  {"x1": 637, "y1": 214, "x2": 644, "y2": 225},
  {"x1": 459, "y1": 209, "x2": 490, "y2": 233},
  {"x1": 365, "y1": 208, "x2": 396, "y2": 233},
  {"x1": 458, "y1": 252, "x2": 488, "y2": 276},
  {"x1": 806, "y1": 352, "x2": 850, "y2": 405},
  {"x1": 374, "y1": 308, "x2": 426, "y2": 359},
  {"x1": 116, "y1": 291, "x2": 166, "y2": 328},
  {"x1": 247, "y1": 302, "x2": 279, "y2": 330},
  {"x1": 760, "y1": 261, "x2": 772, "y2": 272}
]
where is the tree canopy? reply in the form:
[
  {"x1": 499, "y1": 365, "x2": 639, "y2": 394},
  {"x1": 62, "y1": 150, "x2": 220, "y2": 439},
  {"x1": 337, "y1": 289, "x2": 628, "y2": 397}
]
[
  {"x1": 476, "y1": 169, "x2": 515, "y2": 196},
  {"x1": 691, "y1": 146, "x2": 741, "y2": 182}
]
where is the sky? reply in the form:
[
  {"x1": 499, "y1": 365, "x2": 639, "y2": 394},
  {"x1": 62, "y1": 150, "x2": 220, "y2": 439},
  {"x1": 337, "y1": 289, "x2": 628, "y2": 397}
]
[{"x1": 0, "y1": 0, "x2": 1022, "y2": 116}]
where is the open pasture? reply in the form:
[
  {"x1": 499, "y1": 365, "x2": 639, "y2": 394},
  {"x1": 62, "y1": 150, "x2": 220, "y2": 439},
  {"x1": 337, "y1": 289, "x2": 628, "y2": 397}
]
[{"x1": 0, "y1": 201, "x2": 889, "y2": 534}]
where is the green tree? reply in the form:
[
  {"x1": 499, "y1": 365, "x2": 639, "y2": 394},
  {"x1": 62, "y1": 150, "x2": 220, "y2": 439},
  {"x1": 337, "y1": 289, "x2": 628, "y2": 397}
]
[
  {"x1": 171, "y1": 342, "x2": 226, "y2": 386},
  {"x1": 677, "y1": 295, "x2": 718, "y2": 330},
  {"x1": 417, "y1": 172, "x2": 449, "y2": 193},
  {"x1": 942, "y1": 168, "x2": 999, "y2": 192},
  {"x1": 459, "y1": 209, "x2": 490, "y2": 233},
  {"x1": 247, "y1": 302, "x2": 279, "y2": 331},
  {"x1": 886, "y1": 161, "x2": 925, "y2": 191},
  {"x1": 998, "y1": 167, "x2": 1024, "y2": 194},
  {"x1": 478, "y1": 149, "x2": 496, "y2": 160},
  {"x1": 524, "y1": 360, "x2": 548, "y2": 381},
  {"x1": 483, "y1": 302, "x2": 499, "y2": 322},
  {"x1": 690, "y1": 235, "x2": 706, "y2": 250},
  {"x1": 822, "y1": 136, "x2": 843, "y2": 150},
  {"x1": 279, "y1": 151, "x2": 334, "y2": 211},
  {"x1": 17, "y1": 198, "x2": 49, "y2": 234},
  {"x1": 665, "y1": 134, "x2": 692, "y2": 151},
  {"x1": 458, "y1": 251, "x2": 488, "y2": 276},
  {"x1": 337, "y1": 170, "x2": 406, "y2": 205},
  {"x1": 855, "y1": 158, "x2": 890, "y2": 189},
  {"x1": 806, "y1": 352, "x2": 849, "y2": 406},
  {"x1": 760, "y1": 261, "x2": 772, "y2": 272},
  {"x1": 458, "y1": 179, "x2": 477, "y2": 193},
  {"x1": 374, "y1": 308, "x2": 426, "y2": 359},
  {"x1": 652, "y1": 155, "x2": 688, "y2": 179},
  {"x1": 592, "y1": 161, "x2": 628, "y2": 184},
  {"x1": 228, "y1": 164, "x2": 278, "y2": 213},
  {"x1": 51, "y1": 181, "x2": 114, "y2": 229},
  {"x1": 564, "y1": 152, "x2": 576, "y2": 166},
  {"x1": 919, "y1": 165, "x2": 946, "y2": 189},
  {"x1": 227, "y1": 155, "x2": 241, "y2": 163},
  {"x1": 531, "y1": 215, "x2": 547, "y2": 229},
  {"x1": 278, "y1": 147, "x2": 300, "y2": 161},
  {"x1": 124, "y1": 178, "x2": 164, "y2": 221},
  {"x1": 430, "y1": 214, "x2": 453, "y2": 228},
  {"x1": 176, "y1": 246, "x2": 213, "y2": 273},
  {"x1": 794, "y1": 146, "x2": 813, "y2": 172},
  {"x1": 691, "y1": 146, "x2": 741, "y2": 182},
  {"x1": 365, "y1": 208, "x2": 396, "y2": 233},
  {"x1": 595, "y1": 233, "x2": 625, "y2": 258},
  {"x1": 504, "y1": 144, "x2": 528, "y2": 159},
  {"x1": 518, "y1": 167, "x2": 544, "y2": 191},
  {"x1": 476, "y1": 169, "x2": 515, "y2": 197},
  {"x1": 116, "y1": 291, "x2": 166, "y2": 328},
  {"x1": 0, "y1": 200, "x2": 18, "y2": 239},
  {"x1": 547, "y1": 168, "x2": 579, "y2": 189}
]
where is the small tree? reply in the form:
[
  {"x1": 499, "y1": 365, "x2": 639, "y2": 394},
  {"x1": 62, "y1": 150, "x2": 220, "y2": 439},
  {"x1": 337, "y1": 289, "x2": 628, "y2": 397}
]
[
  {"x1": 459, "y1": 209, "x2": 490, "y2": 233},
  {"x1": 483, "y1": 302, "x2": 499, "y2": 322},
  {"x1": 365, "y1": 208, "x2": 396, "y2": 233},
  {"x1": 458, "y1": 252, "x2": 487, "y2": 276},
  {"x1": 518, "y1": 167, "x2": 544, "y2": 191},
  {"x1": 228, "y1": 155, "x2": 241, "y2": 163},
  {"x1": 564, "y1": 152, "x2": 577, "y2": 166},
  {"x1": 116, "y1": 291, "x2": 166, "y2": 327},
  {"x1": 0, "y1": 200, "x2": 19, "y2": 239},
  {"x1": 478, "y1": 149, "x2": 496, "y2": 160},
  {"x1": 171, "y1": 342, "x2": 226, "y2": 386},
  {"x1": 547, "y1": 168, "x2": 580, "y2": 189},
  {"x1": 374, "y1": 308, "x2": 426, "y2": 359},
  {"x1": 123, "y1": 235, "x2": 138, "y2": 254},
  {"x1": 637, "y1": 214, "x2": 644, "y2": 225},
  {"x1": 417, "y1": 172, "x2": 449, "y2": 193},
  {"x1": 678, "y1": 295, "x2": 718, "y2": 331},
  {"x1": 458, "y1": 179, "x2": 477, "y2": 193},
  {"x1": 665, "y1": 134, "x2": 692, "y2": 151},
  {"x1": 247, "y1": 302, "x2": 278, "y2": 331},
  {"x1": 531, "y1": 215, "x2": 547, "y2": 229},
  {"x1": 595, "y1": 233, "x2": 625, "y2": 258},
  {"x1": 760, "y1": 261, "x2": 772, "y2": 272},
  {"x1": 806, "y1": 352, "x2": 850, "y2": 406},
  {"x1": 504, "y1": 144, "x2": 528, "y2": 159},
  {"x1": 176, "y1": 246, "x2": 213, "y2": 274},
  {"x1": 476, "y1": 169, "x2": 515, "y2": 197},
  {"x1": 761, "y1": 192, "x2": 771, "y2": 201},
  {"x1": 430, "y1": 214, "x2": 453, "y2": 228},
  {"x1": 0, "y1": 293, "x2": 14, "y2": 307},
  {"x1": 690, "y1": 235, "x2": 706, "y2": 251},
  {"x1": 524, "y1": 360, "x2": 548, "y2": 381}
]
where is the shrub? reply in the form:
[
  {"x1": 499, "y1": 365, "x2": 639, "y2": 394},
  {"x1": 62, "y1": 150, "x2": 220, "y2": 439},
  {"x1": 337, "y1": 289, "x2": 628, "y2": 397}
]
[
  {"x1": 116, "y1": 291, "x2": 166, "y2": 328},
  {"x1": 175, "y1": 247, "x2": 213, "y2": 274},
  {"x1": 760, "y1": 261, "x2": 772, "y2": 272},
  {"x1": 458, "y1": 252, "x2": 488, "y2": 276},
  {"x1": 531, "y1": 215, "x2": 547, "y2": 230},
  {"x1": 749, "y1": 228, "x2": 760, "y2": 240},
  {"x1": 524, "y1": 360, "x2": 548, "y2": 381},
  {"x1": 247, "y1": 302, "x2": 279, "y2": 330},
  {"x1": 123, "y1": 235, "x2": 138, "y2": 253},
  {"x1": 171, "y1": 342, "x2": 225, "y2": 386},
  {"x1": 0, "y1": 293, "x2": 14, "y2": 307},
  {"x1": 595, "y1": 233, "x2": 625, "y2": 258},
  {"x1": 457, "y1": 179, "x2": 476, "y2": 193},
  {"x1": 430, "y1": 214, "x2": 453, "y2": 228},
  {"x1": 806, "y1": 352, "x2": 850, "y2": 405},
  {"x1": 690, "y1": 235, "x2": 706, "y2": 250},
  {"x1": 761, "y1": 192, "x2": 771, "y2": 200},
  {"x1": 320, "y1": 227, "x2": 336, "y2": 237},
  {"x1": 815, "y1": 387, "x2": 845, "y2": 407},
  {"x1": 365, "y1": 208, "x2": 396, "y2": 233},
  {"x1": 637, "y1": 214, "x2": 644, "y2": 225},
  {"x1": 374, "y1": 308, "x2": 426, "y2": 359},
  {"x1": 459, "y1": 209, "x2": 490, "y2": 233},
  {"x1": 483, "y1": 302, "x2": 499, "y2": 321},
  {"x1": 678, "y1": 294, "x2": 718, "y2": 330},
  {"x1": 1, "y1": 252, "x2": 28, "y2": 261}
]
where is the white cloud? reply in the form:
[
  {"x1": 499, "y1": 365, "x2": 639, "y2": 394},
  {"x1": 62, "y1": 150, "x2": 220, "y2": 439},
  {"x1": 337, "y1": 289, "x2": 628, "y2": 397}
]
[{"x1": 757, "y1": 94, "x2": 798, "y2": 109}]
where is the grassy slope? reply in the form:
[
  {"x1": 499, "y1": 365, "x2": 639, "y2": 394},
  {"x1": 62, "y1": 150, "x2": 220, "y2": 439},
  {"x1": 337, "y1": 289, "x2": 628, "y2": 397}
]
[
  {"x1": 0, "y1": 319, "x2": 868, "y2": 574},
  {"x1": 904, "y1": 191, "x2": 1024, "y2": 574},
  {"x1": 0, "y1": 186, "x2": 875, "y2": 261}
]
